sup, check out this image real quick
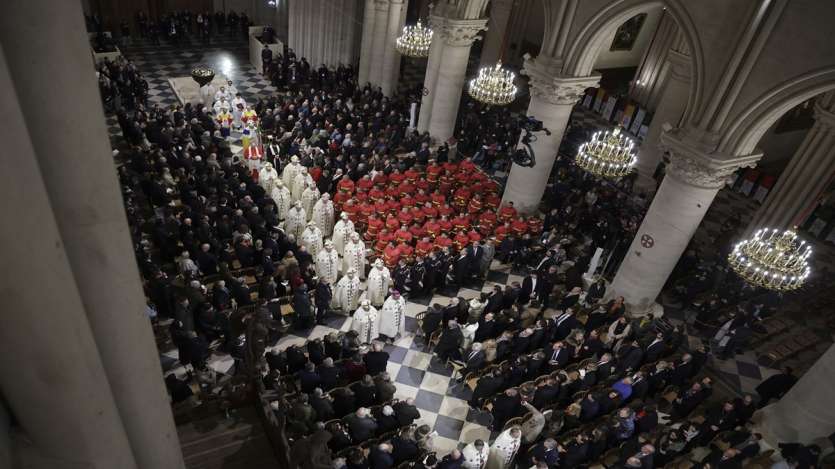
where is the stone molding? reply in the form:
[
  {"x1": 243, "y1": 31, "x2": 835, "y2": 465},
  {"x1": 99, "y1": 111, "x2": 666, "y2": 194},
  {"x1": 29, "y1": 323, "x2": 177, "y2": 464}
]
[
  {"x1": 522, "y1": 55, "x2": 600, "y2": 106},
  {"x1": 814, "y1": 102, "x2": 835, "y2": 128},
  {"x1": 439, "y1": 18, "x2": 488, "y2": 47},
  {"x1": 661, "y1": 130, "x2": 762, "y2": 189}
]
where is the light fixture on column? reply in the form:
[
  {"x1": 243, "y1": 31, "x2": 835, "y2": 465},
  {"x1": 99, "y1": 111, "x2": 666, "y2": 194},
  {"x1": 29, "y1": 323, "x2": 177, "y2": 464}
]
[
  {"x1": 575, "y1": 127, "x2": 637, "y2": 178},
  {"x1": 728, "y1": 228, "x2": 812, "y2": 291},
  {"x1": 396, "y1": 20, "x2": 433, "y2": 58},
  {"x1": 468, "y1": 61, "x2": 518, "y2": 106}
]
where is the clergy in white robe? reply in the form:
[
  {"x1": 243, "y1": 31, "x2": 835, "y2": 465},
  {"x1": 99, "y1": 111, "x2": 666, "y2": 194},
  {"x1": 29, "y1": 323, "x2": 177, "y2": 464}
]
[
  {"x1": 462, "y1": 440, "x2": 490, "y2": 469},
  {"x1": 332, "y1": 269, "x2": 362, "y2": 312},
  {"x1": 259, "y1": 162, "x2": 279, "y2": 193},
  {"x1": 315, "y1": 240, "x2": 340, "y2": 285},
  {"x1": 351, "y1": 300, "x2": 379, "y2": 344},
  {"x1": 343, "y1": 233, "x2": 367, "y2": 279},
  {"x1": 366, "y1": 259, "x2": 391, "y2": 307},
  {"x1": 281, "y1": 155, "x2": 304, "y2": 187},
  {"x1": 285, "y1": 201, "x2": 306, "y2": 241},
  {"x1": 378, "y1": 291, "x2": 407, "y2": 340},
  {"x1": 312, "y1": 193, "x2": 335, "y2": 237},
  {"x1": 332, "y1": 212, "x2": 355, "y2": 255},
  {"x1": 292, "y1": 168, "x2": 311, "y2": 202},
  {"x1": 301, "y1": 182, "x2": 320, "y2": 221},
  {"x1": 231, "y1": 96, "x2": 247, "y2": 129},
  {"x1": 300, "y1": 221, "x2": 324, "y2": 257},
  {"x1": 486, "y1": 427, "x2": 522, "y2": 469},
  {"x1": 271, "y1": 179, "x2": 292, "y2": 220}
]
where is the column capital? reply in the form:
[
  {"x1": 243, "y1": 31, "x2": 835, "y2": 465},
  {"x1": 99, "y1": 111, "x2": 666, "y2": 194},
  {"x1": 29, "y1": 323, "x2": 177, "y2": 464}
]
[
  {"x1": 439, "y1": 18, "x2": 488, "y2": 47},
  {"x1": 373, "y1": 0, "x2": 391, "y2": 11},
  {"x1": 813, "y1": 101, "x2": 835, "y2": 128},
  {"x1": 523, "y1": 55, "x2": 600, "y2": 105},
  {"x1": 661, "y1": 130, "x2": 762, "y2": 189}
]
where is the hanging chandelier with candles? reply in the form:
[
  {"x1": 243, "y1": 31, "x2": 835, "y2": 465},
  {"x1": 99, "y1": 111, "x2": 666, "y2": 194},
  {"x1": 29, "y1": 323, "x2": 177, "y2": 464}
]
[
  {"x1": 396, "y1": 20, "x2": 433, "y2": 58},
  {"x1": 728, "y1": 228, "x2": 812, "y2": 291},
  {"x1": 575, "y1": 127, "x2": 638, "y2": 178},
  {"x1": 468, "y1": 61, "x2": 518, "y2": 106}
]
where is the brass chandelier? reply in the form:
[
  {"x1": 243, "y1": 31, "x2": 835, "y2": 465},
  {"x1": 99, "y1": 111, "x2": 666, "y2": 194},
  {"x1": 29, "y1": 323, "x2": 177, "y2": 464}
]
[
  {"x1": 468, "y1": 61, "x2": 518, "y2": 106},
  {"x1": 728, "y1": 228, "x2": 812, "y2": 291},
  {"x1": 396, "y1": 20, "x2": 433, "y2": 58},
  {"x1": 575, "y1": 128, "x2": 637, "y2": 178}
]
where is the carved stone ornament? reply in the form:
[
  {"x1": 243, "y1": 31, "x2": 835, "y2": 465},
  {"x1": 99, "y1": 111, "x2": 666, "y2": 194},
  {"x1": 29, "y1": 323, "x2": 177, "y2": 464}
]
[
  {"x1": 661, "y1": 130, "x2": 762, "y2": 189},
  {"x1": 439, "y1": 18, "x2": 488, "y2": 47},
  {"x1": 522, "y1": 56, "x2": 600, "y2": 106}
]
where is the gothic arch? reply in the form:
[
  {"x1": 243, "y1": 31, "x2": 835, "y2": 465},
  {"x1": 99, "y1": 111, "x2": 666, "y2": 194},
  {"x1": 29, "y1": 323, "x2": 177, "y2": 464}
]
[
  {"x1": 719, "y1": 67, "x2": 835, "y2": 156},
  {"x1": 561, "y1": 0, "x2": 704, "y2": 125}
]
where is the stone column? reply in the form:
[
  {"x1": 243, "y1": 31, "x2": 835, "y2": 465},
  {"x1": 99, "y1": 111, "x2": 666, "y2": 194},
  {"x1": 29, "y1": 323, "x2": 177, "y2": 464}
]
[
  {"x1": 426, "y1": 18, "x2": 488, "y2": 143},
  {"x1": 756, "y1": 343, "x2": 835, "y2": 444},
  {"x1": 0, "y1": 0, "x2": 186, "y2": 468},
  {"x1": 0, "y1": 45, "x2": 139, "y2": 469},
  {"x1": 611, "y1": 131, "x2": 761, "y2": 315},
  {"x1": 634, "y1": 49, "x2": 692, "y2": 193},
  {"x1": 479, "y1": 0, "x2": 513, "y2": 66},
  {"x1": 381, "y1": 0, "x2": 405, "y2": 96},
  {"x1": 629, "y1": 11, "x2": 679, "y2": 110},
  {"x1": 417, "y1": 15, "x2": 445, "y2": 133},
  {"x1": 501, "y1": 56, "x2": 600, "y2": 214},
  {"x1": 358, "y1": 0, "x2": 377, "y2": 84},
  {"x1": 746, "y1": 93, "x2": 835, "y2": 232},
  {"x1": 368, "y1": 0, "x2": 391, "y2": 87}
]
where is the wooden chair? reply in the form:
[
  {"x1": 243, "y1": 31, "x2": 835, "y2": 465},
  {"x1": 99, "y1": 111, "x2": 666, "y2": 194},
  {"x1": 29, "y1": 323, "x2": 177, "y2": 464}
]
[
  {"x1": 503, "y1": 416, "x2": 524, "y2": 431},
  {"x1": 428, "y1": 329, "x2": 443, "y2": 351}
]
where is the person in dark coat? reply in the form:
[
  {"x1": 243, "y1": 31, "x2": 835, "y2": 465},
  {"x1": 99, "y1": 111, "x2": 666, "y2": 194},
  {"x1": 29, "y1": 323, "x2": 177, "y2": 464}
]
[
  {"x1": 344, "y1": 407, "x2": 378, "y2": 442},
  {"x1": 310, "y1": 388, "x2": 335, "y2": 421},
  {"x1": 393, "y1": 398, "x2": 421, "y2": 426},
  {"x1": 437, "y1": 449, "x2": 465, "y2": 469},
  {"x1": 364, "y1": 342, "x2": 390, "y2": 376},
  {"x1": 459, "y1": 342, "x2": 487, "y2": 379},
  {"x1": 293, "y1": 284, "x2": 313, "y2": 330},
  {"x1": 332, "y1": 387, "x2": 357, "y2": 418},
  {"x1": 374, "y1": 372, "x2": 397, "y2": 403},
  {"x1": 289, "y1": 429, "x2": 333, "y2": 469},
  {"x1": 314, "y1": 278, "x2": 333, "y2": 324},
  {"x1": 434, "y1": 321, "x2": 463, "y2": 362},
  {"x1": 298, "y1": 361, "x2": 322, "y2": 393},
  {"x1": 369, "y1": 443, "x2": 395, "y2": 469},
  {"x1": 469, "y1": 370, "x2": 504, "y2": 408},
  {"x1": 317, "y1": 357, "x2": 340, "y2": 390},
  {"x1": 532, "y1": 377, "x2": 560, "y2": 409},
  {"x1": 755, "y1": 367, "x2": 797, "y2": 407},
  {"x1": 617, "y1": 341, "x2": 645, "y2": 374},
  {"x1": 474, "y1": 313, "x2": 498, "y2": 342},
  {"x1": 491, "y1": 388, "x2": 522, "y2": 430},
  {"x1": 351, "y1": 375, "x2": 378, "y2": 408},
  {"x1": 453, "y1": 250, "x2": 470, "y2": 286},
  {"x1": 372, "y1": 405, "x2": 400, "y2": 435},
  {"x1": 518, "y1": 271, "x2": 537, "y2": 305},
  {"x1": 391, "y1": 428, "x2": 420, "y2": 464},
  {"x1": 421, "y1": 304, "x2": 443, "y2": 338}
]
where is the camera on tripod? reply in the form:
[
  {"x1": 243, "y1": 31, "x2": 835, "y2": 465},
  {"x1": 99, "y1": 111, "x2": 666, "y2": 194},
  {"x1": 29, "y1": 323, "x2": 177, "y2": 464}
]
[{"x1": 511, "y1": 116, "x2": 552, "y2": 168}]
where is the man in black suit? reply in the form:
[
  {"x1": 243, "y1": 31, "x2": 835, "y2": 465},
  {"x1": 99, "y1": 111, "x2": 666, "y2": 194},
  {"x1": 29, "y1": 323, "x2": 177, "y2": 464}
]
[
  {"x1": 298, "y1": 361, "x2": 322, "y2": 394},
  {"x1": 369, "y1": 443, "x2": 395, "y2": 469},
  {"x1": 532, "y1": 377, "x2": 560, "y2": 409},
  {"x1": 344, "y1": 407, "x2": 378, "y2": 442},
  {"x1": 421, "y1": 304, "x2": 443, "y2": 339},
  {"x1": 474, "y1": 313, "x2": 497, "y2": 342},
  {"x1": 364, "y1": 342, "x2": 390, "y2": 376},
  {"x1": 518, "y1": 271, "x2": 537, "y2": 305},
  {"x1": 755, "y1": 366, "x2": 797, "y2": 408},
  {"x1": 435, "y1": 321, "x2": 463, "y2": 362},
  {"x1": 467, "y1": 241, "x2": 484, "y2": 278},
  {"x1": 393, "y1": 398, "x2": 421, "y2": 426},
  {"x1": 670, "y1": 354, "x2": 694, "y2": 386},
  {"x1": 618, "y1": 341, "x2": 645, "y2": 374},
  {"x1": 459, "y1": 342, "x2": 486, "y2": 380},
  {"x1": 554, "y1": 308, "x2": 580, "y2": 341},
  {"x1": 314, "y1": 278, "x2": 333, "y2": 324},
  {"x1": 596, "y1": 353, "x2": 615, "y2": 382},
  {"x1": 536, "y1": 266, "x2": 558, "y2": 311},
  {"x1": 484, "y1": 285, "x2": 504, "y2": 315},
  {"x1": 643, "y1": 332, "x2": 666, "y2": 364},
  {"x1": 547, "y1": 341, "x2": 572, "y2": 370},
  {"x1": 310, "y1": 387, "x2": 335, "y2": 421},
  {"x1": 453, "y1": 250, "x2": 470, "y2": 286},
  {"x1": 491, "y1": 388, "x2": 522, "y2": 430},
  {"x1": 533, "y1": 249, "x2": 557, "y2": 275},
  {"x1": 317, "y1": 357, "x2": 340, "y2": 390},
  {"x1": 391, "y1": 428, "x2": 420, "y2": 464},
  {"x1": 469, "y1": 370, "x2": 503, "y2": 408}
]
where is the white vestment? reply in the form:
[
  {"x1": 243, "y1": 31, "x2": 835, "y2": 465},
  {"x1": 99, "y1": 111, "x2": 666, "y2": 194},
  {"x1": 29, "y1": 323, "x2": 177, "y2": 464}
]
[
  {"x1": 281, "y1": 161, "x2": 304, "y2": 187},
  {"x1": 315, "y1": 247, "x2": 340, "y2": 285},
  {"x1": 333, "y1": 274, "x2": 362, "y2": 311},
  {"x1": 259, "y1": 166, "x2": 279, "y2": 193},
  {"x1": 486, "y1": 430, "x2": 521, "y2": 469},
  {"x1": 300, "y1": 226, "x2": 323, "y2": 257},
  {"x1": 332, "y1": 219, "x2": 355, "y2": 255},
  {"x1": 271, "y1": 184, "x2": 292, "y2": 220},
  {"x1": 231, "y1": 97, "x2": 246, "y2": 127},
  {"x1": 461, "y1": 322, "x2": 480, "y2": 350},
  {"x1": 292, "y1": 171, "x2": 311, "y2": 202},
  {"x1": 343, "y1": 240, "x2": 367, "y2": 279},
  {"x1": 351, "y1": 306, "x2": 379, "y2": 343},
  {"x1": 366, "y1": 266, "x2": 391, "y2": 306},
  {"x1": 462, "y1": 442, "x2": 490, "y2": 469},
  {"x1": 285, "y1": 206, "x2": 306, "y2": 240},
  {"x1": 312, "y1": 199, "x2": 335, "y2": 237},
  {"x1": 301, "y1": 185, "x2": 321, "y2": 221},
  {"x1": 378, "y1": 295, "x2": 407, "y2": 338}
]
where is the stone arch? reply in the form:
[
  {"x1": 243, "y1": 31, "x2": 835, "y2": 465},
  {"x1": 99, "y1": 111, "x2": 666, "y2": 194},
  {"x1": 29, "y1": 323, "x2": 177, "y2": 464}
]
[
  {"x1": 561, "y1": 0, "x2": 704, "y2": 125},
  {"x1": 719, "y1": 67, "x2": 835, "y2": 156}
]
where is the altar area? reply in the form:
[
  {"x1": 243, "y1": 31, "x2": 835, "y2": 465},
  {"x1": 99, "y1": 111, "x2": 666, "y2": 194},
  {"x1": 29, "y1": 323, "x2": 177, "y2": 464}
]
[{"x1": 168, "y1": 74, "x2": 228, "y2": 107}]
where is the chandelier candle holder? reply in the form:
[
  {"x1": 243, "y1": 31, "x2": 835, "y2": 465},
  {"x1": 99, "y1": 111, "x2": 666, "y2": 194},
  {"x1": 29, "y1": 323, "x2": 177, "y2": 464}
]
[
  {"x1": 727, "y1": 228, "x2": 812, "y2": 291},
  {"x1": 575, "y1": 128, "x2": 637, "y2": 178},
  {"x1": 396, "y1": 21, "x2": 433, "y2": 58},
  {"x1": 468, "y1": 61, "x2": 518, "y2": 106}
]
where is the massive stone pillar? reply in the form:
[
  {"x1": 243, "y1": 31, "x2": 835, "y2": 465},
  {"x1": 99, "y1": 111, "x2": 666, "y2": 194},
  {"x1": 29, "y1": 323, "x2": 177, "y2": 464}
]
[
  {"x1": 0, "y1": 0, "x2": 185, "y2": 468},
  {"x1": 381, "y1": 0, "x2": 405, "y2": 96},
  {"x1": 629, "y1": 10, "x2": 679, "y2": 111},
  {"x1": 756, "y1": 343, "x2": 835, "y2": 444},
  {"x1": 746, "y1": 92, "x2": 835, "y2": 232},
  {"x1": 426, "y1": 18, "x2": 488, "y2": 143},
  {"x1": 359, "y1": 0, "x2": 377, "y2": 84},
  {"x1": 0, "y1": 45, "x2": 139, "y2": 469},
  {"x1": 369, "y1": 0, "x2": 391, "y2": 87},
  {"x1": 611, "y1": 131, "x2": 761, "y2": 314},
  {"x1": 417, "y1": 14, "x2": 446, "y2": 133},
  {"x1": 634, "y1": 48, "x2": 692, "y2": 192},
  {"x1": 479, "y1": 0, "x2": 513, "y2": 66},
  {"x1": 501, "y1": 56, "x2": 600, "y2": 214},
  {"x1": 288, "y1": 0, "x2": 361, "y2": 68}
]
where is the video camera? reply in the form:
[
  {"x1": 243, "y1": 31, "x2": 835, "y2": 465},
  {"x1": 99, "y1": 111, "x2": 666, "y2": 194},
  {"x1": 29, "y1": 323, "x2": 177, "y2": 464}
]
[{"x1": 511, "y1": 116, "x2": 552, "y2": 168}]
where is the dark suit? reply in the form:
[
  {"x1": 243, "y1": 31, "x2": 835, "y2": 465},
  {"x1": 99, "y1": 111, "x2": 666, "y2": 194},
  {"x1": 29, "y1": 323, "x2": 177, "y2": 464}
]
[
  {"x1": 298, "y1": 369, "x2": 322, "y2": 394},
  {"x1": 532, "y1": 383, "x2": 560, "y2": 409},
  {"x1": 518, "y1": 276, "x2": 535, "y2": 305},
  {"x1": 470, "y1": 374, "x2": 503, "y2": 407},
  {"x1": 644, "y1": 339, "x2": 666, "y2": 364},
  {"x1": 554, "y1": 313, "x2": 580, "y2": 340},
  {"x1": 369, "y1": 447, "x2": 394, "y2": 469},
  {"x1": 435, "y1": 327, "x2": 463, "y2": 361},
  {"x1": 364, "y1": 350, "x2": 389, "y2": 376},
  {"x1": 345, "y1": 414, "x2": 378, "y2": 442},
  {"x1": 392, "y1": 401, "x2": 421, "y2": 427},
  {"x1": 491, "y1": 393, "x2": 522, "y2": 429},
  {"x1": 318, "y1": 365, "x2": 340, "y2": 390},
  {"x1": 391, "y1": 436, "x2": 419, "y2": 464},
  {"x1": 548, "y1": 347, "x2": 572, "y2": 370},
  {"x1": 474, "y1": 318, "x2": 497, "y2": 342}
]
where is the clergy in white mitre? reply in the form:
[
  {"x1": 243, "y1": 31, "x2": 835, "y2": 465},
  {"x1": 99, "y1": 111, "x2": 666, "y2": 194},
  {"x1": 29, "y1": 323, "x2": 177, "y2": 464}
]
[
  {"x1": 379, "y1": 290, "x2": 407, "y2": 342},
  {"x1": 271, "y1": 179, "x2": 292, "y2": 221},
  {"x1": 343, "y1": 232, "x2": 367, "y2": 280},
  {"x1": 332, "y1": 212, "x2": 355, "y2": 255},
  {"x1": 312, "y1": 193, "x2": 335, "y2": 237},
  {"x1": 486, "y1": 427, "x2": 521, "y2": 469},
  {"x1": 315, "y1": 239, "x2": 340, "y2": 285},
  {"x1": 292, "y1": 166, "x2": 312, "y2": 203},
  {"x1": 301, "y1": 181, "x2": 321, "y2": 221},
  {"x1": 285, "y1": 201, "x2": 306, "y2": 240},
  {"x1": 351, "y1": 300, "x2": 379, "y2": 344},
  {"x1": 462, "y1": 440, "x2": 490, "y2": 469},
  {"x1": 300, "y1": 221, "x2": 324, "y2": 257},
  {"x1": 332, "y1": 268, "x2": 362, "y2": 312},
  {"x1": 366, "y1": 259, "x2": 391, "y2": 307},
  {"x1": 281, "y1": 154, "x2": 303, "y2": 187},
  {"x1": 259, "y1": 162, "x2": 279, "y2": 193}
]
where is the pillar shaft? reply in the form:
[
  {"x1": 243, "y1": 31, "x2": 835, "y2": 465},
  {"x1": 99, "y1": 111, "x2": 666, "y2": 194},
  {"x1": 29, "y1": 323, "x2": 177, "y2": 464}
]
[
  {"x1": 479, "y1": 0, "x2": 513, "y2": 66},
  {"x1": 611, "y1": 131, "x2": 761, "y2": 314},
  {"x1": 359, "y1": 0, "x2": 377, "y2": 84},
  {"x1": 288, "y1": 0, "x2": 361, "y2": 69},
  {"x1": 747, "y1": 96, "x2": 835, "y2": 232},
  {"x1": 369, "y1": 0, "x2": 391, "y2": 86},
  {"x1": 756, "y1": 343, "x2": 835, "y2": 444},
  {"x1": 0, "y1": 0, "x2": 185, "y2": 467},
  {"x1": 501, "y1": 57, "x2": 600, "y2": 214},
  {"x1": 635, "y1": 49, "x2": 692, "y2": 192},
  {"x1": 381, "y1": 0, "x2": 405, "y2": 96},
  {"x1": 629, "y1": 10, "x2": 679, "y2": 110},
  {"x1": 417, "y1": 15, "x2": 445, "y2": 133},
  {"x1": 426, "y1": 18, "x2": 488, "y2": 143}
]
